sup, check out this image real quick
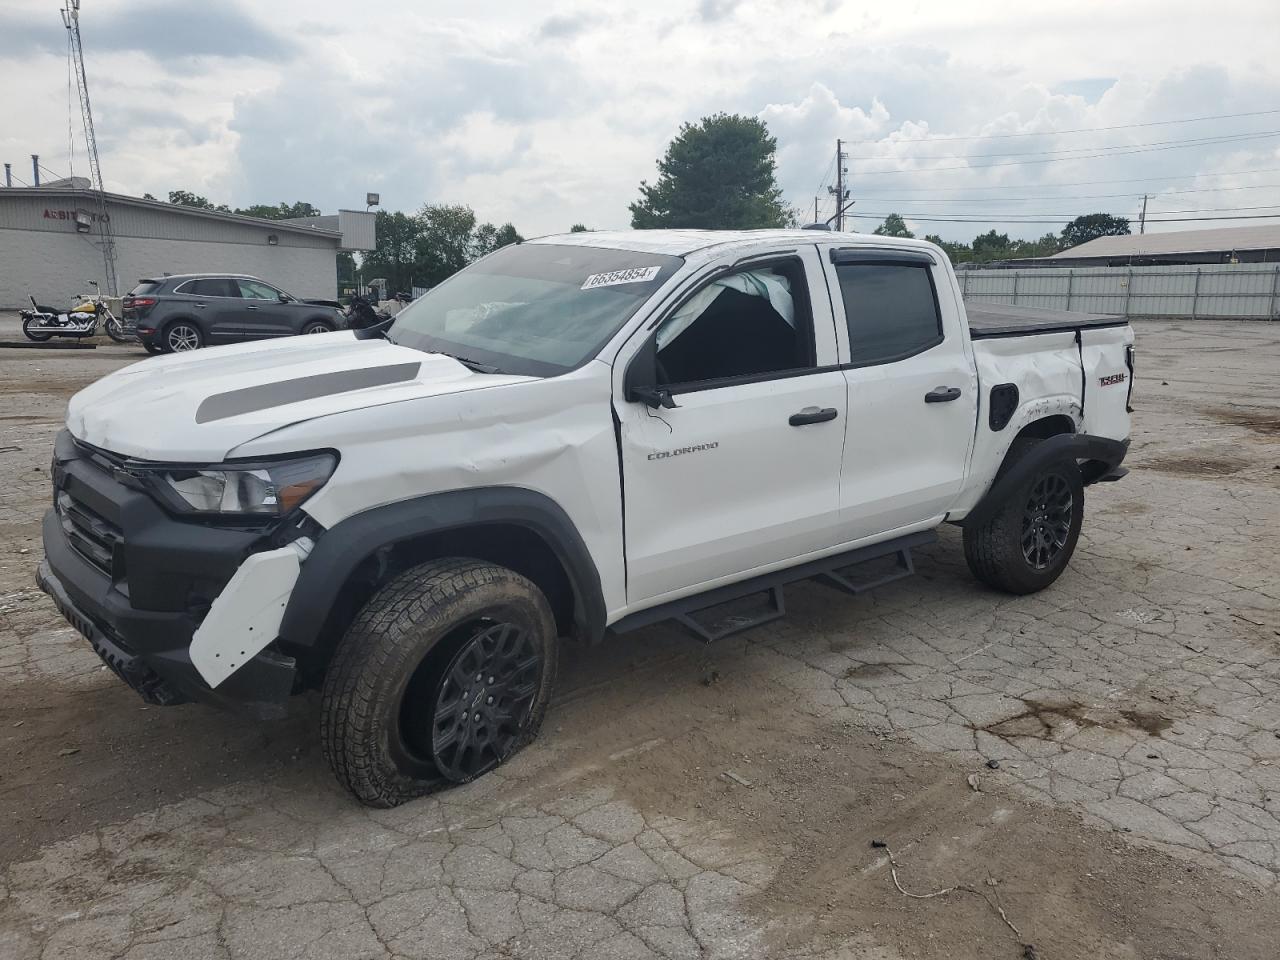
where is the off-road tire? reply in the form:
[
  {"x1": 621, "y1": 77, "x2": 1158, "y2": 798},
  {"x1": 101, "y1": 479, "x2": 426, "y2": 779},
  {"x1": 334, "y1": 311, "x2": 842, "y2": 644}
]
[
  {"x1": 963, "y1": 438, "x2": 1084, "y2": 595},
  {"x1": 321, "y1": 558, "x2": 559, "y2": 807}
]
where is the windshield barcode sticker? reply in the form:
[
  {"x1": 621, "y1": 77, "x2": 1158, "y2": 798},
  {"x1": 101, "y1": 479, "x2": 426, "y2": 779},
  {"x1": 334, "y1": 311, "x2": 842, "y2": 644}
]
[{"x1": 581, "y1": 266, "x2": 662, "y2": 290}]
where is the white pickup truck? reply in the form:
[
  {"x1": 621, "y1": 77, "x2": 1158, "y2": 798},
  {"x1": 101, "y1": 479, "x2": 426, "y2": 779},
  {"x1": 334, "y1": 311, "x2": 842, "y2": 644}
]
[{"x1": 38, "y1": 229, "x2": 1133, "y2": 805}]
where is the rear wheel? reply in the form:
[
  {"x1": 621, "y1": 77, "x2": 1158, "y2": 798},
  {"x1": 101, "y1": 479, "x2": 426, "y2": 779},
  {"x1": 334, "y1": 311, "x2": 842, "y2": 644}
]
[
  {"x1": 321, "y1": 558, "x2": 559, "y2": 807},
  {"x1": 963, "y1": 439, "x2": 1084, "y2": 594},
  {"x1": 21, "y1": 317, "x2": 54, "y2": 342},
  {"x1": 163, "y1": 321, "x2": 203, "y2": 353}
]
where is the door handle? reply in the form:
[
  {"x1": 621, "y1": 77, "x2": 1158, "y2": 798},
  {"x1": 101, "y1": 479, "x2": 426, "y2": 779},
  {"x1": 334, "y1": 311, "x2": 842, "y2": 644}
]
[
  {"x1": 789, "y1": 406, "x2": 839, "y2": 426},
  {"x1": 925, "y1": 386, "x2": 962, "y2": 403},
  {"x1": 245, "y1": 305, "x2": 258, "y2": 310}
]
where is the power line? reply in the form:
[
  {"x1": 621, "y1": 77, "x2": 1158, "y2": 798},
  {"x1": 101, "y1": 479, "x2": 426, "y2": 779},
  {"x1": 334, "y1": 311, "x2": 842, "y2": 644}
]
[
  {"x1": 847, "y1": 203, "x2": 1280, "y2": 220},
  {"x1": 844, "y1": 129, "x2": 1280, "y2": 162},
  {"x1": 851, "y1": 183, "x2": 1280, "y2": 203},
  {"x1": 849, "y1": 211, "x2": 1280, "y2": 225},
  {"x1": 847, "y1": 130, "x2": 1280, "y2": 175},
  {"x1": 847, "y1": 165, "x2": 1280, "y2": 192},
  {"x1": 842, "y1": 107, "x2": 1280, "y2": 144}
]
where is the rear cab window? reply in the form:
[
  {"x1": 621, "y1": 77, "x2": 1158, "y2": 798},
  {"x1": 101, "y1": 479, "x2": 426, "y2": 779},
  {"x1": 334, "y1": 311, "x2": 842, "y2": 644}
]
[{"x1": 831, "y1": 251, "x2": 944, "y2": 366}]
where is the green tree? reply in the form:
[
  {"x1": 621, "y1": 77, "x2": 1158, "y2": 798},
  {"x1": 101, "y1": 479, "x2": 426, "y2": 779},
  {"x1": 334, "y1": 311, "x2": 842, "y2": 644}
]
[
  {"x1": 1061, "y1": 213, "x2": 1130, "y2": 248},
  {"x1": 167, "y1": 189, "x2": 229, "y2": 212},
  {"x1": 873, "y1": 213, "x2": 914, "y2": 238},
  {"x1": 923, "y1": 233, "x2": 972, "y2": 264},
  {"x1": 629, "y1": 113, "x2": 790, "y2": 229},
  {"x1": 234, "y1": 201, "x2": 322, "y2": 220},
  {"x1": 472, "y1": 222, "x2": 524, "y2": 258},
  {"x1": 971, "y1": 230, "x2": 1012, "y2": 262},
  {"x1": 415, "y1": 204, "x2": 481, "y2": 286},
  {"x1": 360, "y1": 210, "x2": 422, "y2": 293},
  {"x1": 142, "y1": 192, "x2": 158, "y2": 201},
  {"x1": 569, "y1": 223, "x2": 591, "y2": 232}
]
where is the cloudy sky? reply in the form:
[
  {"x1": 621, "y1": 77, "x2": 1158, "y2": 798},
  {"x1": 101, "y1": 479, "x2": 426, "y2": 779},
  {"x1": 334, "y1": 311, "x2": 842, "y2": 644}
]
[{"x1": 2, "y1": 0, "x2": 1278, "y2": 241}]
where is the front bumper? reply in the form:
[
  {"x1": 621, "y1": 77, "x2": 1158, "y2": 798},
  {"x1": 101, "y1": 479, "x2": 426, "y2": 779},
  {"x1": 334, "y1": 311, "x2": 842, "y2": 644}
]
[{"x1": 37, "y1": 431, "x2": 296, "y2": 718}]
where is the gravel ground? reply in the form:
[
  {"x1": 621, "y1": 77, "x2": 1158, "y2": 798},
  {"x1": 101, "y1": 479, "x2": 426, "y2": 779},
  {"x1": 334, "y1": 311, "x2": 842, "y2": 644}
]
[{"x1": 0, "y1": 316, "x2": 1277, "y2": 959}]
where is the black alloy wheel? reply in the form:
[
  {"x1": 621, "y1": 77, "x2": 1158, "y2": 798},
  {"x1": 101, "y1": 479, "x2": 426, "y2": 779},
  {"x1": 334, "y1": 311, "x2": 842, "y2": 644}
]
[
  {"x1": 1021, "y1": 474, "x2": 1075, "y2": 570},
  {"x1": 425, "y1": 620, "x2": 542, "y2": 782}
]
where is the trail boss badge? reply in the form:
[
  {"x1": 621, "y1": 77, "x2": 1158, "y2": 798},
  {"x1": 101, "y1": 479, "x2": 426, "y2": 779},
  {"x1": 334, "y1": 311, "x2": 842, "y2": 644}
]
[{"x1": 1099, "y1": 373, "x2": 1127, "y2": 387}]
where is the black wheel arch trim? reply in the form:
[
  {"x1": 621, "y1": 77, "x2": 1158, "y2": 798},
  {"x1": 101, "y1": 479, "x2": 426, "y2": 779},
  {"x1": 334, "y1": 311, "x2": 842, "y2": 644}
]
[
  {"x1": 962, "y1": 434, "x2": 1129, "y2": 529},
  {"x1": 280, "y1": 487, "x2": 607, "y2": 648}
]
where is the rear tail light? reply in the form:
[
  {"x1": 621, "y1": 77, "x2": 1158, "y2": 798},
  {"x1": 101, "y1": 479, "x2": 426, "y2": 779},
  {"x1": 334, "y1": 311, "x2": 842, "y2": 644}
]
[{"x1": 124, "y1": 297, "x2": 157, "y2": 309}]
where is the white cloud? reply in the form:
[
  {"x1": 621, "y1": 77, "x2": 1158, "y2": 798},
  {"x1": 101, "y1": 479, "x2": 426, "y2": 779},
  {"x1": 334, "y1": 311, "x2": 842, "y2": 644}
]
[{"x1": 2, "y1": 0, "x2": 1279, "y2": 240}]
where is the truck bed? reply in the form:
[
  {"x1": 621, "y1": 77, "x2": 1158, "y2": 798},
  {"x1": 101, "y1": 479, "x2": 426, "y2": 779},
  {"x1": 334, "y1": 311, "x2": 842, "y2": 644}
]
[{"x1": 966, "y1": 302, "x2": 1127, "y2": 339}]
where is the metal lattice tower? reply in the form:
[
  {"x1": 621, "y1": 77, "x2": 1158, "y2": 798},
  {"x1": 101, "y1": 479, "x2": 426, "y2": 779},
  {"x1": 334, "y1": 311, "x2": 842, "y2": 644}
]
[{"x1": 61, "y1": 0, "x2": 118, "y2": 294}]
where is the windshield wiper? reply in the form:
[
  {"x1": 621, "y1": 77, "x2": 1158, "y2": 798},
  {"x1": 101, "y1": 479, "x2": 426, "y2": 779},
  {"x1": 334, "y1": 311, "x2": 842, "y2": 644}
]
[{"x1": 435, "y1": 351, "x2": 502, "y2": 374}]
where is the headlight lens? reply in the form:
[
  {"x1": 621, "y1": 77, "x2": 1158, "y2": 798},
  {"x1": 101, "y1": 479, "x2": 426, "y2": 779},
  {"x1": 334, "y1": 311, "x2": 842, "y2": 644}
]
[{"x1": 156, "y1": 453, "x2": 336, "y2": 516}]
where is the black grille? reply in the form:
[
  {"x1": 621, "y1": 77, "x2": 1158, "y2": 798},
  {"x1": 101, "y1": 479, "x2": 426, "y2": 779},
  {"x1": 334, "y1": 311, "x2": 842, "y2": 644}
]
[{"x1": 56, "y1": 490, "x2": 123, "y2": 577}]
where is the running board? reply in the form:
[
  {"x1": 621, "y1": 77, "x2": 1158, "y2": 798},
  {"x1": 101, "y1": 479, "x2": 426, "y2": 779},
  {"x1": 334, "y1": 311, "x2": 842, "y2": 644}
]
[{"x1": 611, "y1": 530, "x2": 936, "y2": 644}]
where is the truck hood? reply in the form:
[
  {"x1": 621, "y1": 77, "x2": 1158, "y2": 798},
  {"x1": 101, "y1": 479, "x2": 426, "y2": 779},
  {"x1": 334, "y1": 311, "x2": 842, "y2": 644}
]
[{"x1": 66, "y1": 332, "x2": 535, "y2": 462}]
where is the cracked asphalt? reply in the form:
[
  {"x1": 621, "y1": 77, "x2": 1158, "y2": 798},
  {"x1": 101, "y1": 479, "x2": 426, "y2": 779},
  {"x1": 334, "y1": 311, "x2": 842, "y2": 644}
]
[{"x1": 1, "y1": 318, "x2": 1277, "y2": 959}]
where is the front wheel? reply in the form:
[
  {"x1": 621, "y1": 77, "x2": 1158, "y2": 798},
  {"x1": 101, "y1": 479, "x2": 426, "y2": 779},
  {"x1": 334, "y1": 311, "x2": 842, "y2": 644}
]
[
  {"x1": 963, "y1": 442, "x2": 1084, "y2": 594},
  {"x1": 21, "y1": 317, "x2": 55, "y2": 342},
  {"x1": 301, "y1": 320, "x2": 332, "y2": 335},
  {"x1": 103, "y1": 317, "x2": 131, "y2": 343},
  {"x1": 321, "y1": 558, "x2": 559, "y2": 807}
]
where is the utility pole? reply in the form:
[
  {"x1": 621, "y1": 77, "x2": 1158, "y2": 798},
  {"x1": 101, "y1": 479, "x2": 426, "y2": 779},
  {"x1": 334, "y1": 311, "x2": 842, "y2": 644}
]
[
  {"x1": 1138, "y1": 194, "x2": 1148, "y2": 235},
  {"x1": 814, "y1": 196, "x2": 820, "y2": 223},
  {"x1": 61, "y1": 0, "x2": 118, "y2": 294},
  {"x1": 826, "y1": 140, "x2": 850, "y2": 231},
  {"x1": 3, "y1": 163, "x2": 11, "y2": 188}
]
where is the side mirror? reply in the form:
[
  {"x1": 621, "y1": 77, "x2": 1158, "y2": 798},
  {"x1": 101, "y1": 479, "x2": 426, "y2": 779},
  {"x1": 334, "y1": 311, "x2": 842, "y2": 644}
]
[
  {"x1": 624, "y1": 338, "x2": 679, "y2": 409},
  {"x1": 278, "y1": 293, "x2": 290, "y2": 303}
]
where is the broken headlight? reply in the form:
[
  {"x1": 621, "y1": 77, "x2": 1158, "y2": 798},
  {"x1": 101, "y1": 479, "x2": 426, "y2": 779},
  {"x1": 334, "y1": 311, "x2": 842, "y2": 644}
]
[{"x1": 152, "y1": 453, "x2": 337, "y2": 517}]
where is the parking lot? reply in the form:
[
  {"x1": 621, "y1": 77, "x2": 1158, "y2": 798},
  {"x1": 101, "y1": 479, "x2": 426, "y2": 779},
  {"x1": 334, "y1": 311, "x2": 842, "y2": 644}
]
[{"x1": 0, "y1": 317, "x2": 1277, "y2": 959}]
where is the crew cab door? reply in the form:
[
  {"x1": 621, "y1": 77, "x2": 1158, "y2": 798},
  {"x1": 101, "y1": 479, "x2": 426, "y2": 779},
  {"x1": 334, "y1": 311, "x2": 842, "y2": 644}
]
[
  {"x1": 615, "y1": 248, "x2": 847, "y2": 604},
  {"x1": 822, "y1": 247, "x2": 978, "y2": 538}
]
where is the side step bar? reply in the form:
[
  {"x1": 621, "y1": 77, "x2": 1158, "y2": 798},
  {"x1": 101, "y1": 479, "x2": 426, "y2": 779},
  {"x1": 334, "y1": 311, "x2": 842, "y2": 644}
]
[{"x1": 611, "y1": 530, "x2": 936, "y2": 644}]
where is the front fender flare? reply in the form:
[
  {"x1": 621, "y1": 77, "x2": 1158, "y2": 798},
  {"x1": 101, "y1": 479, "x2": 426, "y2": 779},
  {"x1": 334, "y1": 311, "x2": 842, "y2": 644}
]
[{"x1": 279, "y1": 487, "x2": 606, "y2": 647}]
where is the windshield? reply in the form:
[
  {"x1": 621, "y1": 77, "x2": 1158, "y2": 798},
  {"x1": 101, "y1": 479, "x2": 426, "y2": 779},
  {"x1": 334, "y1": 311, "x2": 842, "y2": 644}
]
[{"x1": 388, "y1": 243, "x2": 684, "y2": 376}]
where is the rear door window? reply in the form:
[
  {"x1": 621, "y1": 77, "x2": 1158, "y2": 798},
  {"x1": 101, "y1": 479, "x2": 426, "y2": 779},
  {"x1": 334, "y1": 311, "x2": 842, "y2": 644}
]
[
  {"x1": 189, "y1": 278, "x2": 241, "y2": 298},
  {"x1": 836, "y1": 263, "x2": 943, "y2": 366},
  {"x1": 128, "y1": 281, "x2": 161, "y2": 296}
]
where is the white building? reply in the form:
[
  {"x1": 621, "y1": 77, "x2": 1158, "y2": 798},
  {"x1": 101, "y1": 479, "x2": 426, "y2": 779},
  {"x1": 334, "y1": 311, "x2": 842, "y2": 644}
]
[{"x1": 0, "y1": 187, "x2": 375, "y2": 308}]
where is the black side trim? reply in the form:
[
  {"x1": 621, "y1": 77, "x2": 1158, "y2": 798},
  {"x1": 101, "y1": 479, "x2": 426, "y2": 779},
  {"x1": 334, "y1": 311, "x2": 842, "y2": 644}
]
[
  {"x1": 280, "y1": 487, "x2": 607, "y2": 646},
  {"x1": 968, "y1": 319, "x2": 1129, "y2": 339},
  {"x1": 611, "y1": 530, "x2": 937, "y2": 636},
  {"x1": 962, "y1": 434, "x2": 1129, "y2": 528},
  {"x1": 830, "y1": 248, "x2": 937, "y2": 266}
]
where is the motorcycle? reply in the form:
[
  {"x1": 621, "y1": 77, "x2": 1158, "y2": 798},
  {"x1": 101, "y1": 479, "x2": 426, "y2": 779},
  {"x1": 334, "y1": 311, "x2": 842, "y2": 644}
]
[
  {"x1": 344, "y1": 292, "x2": 393, "y2": 331},
  {"x1": 20, "y1": 281, "x2": 130, "y2": 343}
]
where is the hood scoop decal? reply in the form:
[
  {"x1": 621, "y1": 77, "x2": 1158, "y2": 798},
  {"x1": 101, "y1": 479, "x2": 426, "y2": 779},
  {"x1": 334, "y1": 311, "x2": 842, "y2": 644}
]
[{"x1": 195, "y1": 362, "x2": 421, "y2": 423}]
